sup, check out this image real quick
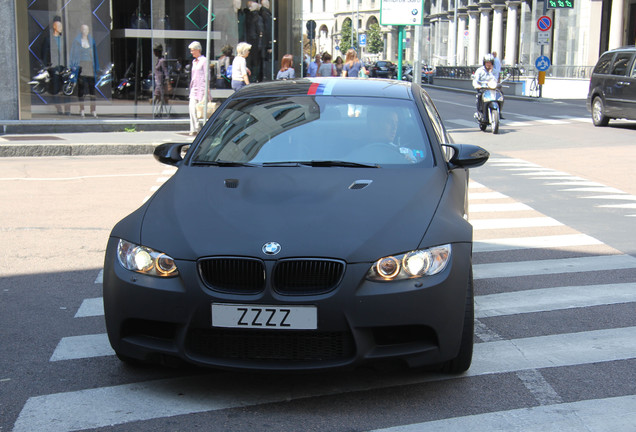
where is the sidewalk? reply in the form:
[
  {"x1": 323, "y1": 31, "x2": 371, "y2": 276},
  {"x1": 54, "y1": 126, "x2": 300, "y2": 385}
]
[
  {"x1": 0, "y1": 119, "x2": 192, "y2": 157},
  {"x1": 0, "y1": 128, "x2": 194, "y2": 157}
]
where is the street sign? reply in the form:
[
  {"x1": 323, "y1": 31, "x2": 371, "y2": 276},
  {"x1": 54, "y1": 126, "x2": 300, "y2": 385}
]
[
  {"x1": 359, "y1": 34, "x2": 367, "y2": 47},
  {"x1": 548, "y1": 0, "x2": 574, "y2": 8},
  {"x1": 537, "y1": 32, "x2": 550, "y2": 45},
  {"x1": 380, "y1": 0, "x2": 424, "y2": 26},
  {"x1": 537, "y1": 16, "x2": 552, "y2": 32},
  {"x1": 535, "y1": 55, "x2": 551, "y2": 71}
]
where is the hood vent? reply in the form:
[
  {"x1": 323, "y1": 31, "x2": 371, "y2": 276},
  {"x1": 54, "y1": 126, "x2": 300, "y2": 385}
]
[
  {"x1": 224, "y1": 179, "x2": 239, "y2": 189},
  {"x1": 349, "y1": 180, "x2": 373, "y2": 190}
]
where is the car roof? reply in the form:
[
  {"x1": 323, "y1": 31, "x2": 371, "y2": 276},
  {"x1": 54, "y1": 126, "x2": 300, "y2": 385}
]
[
  {"x1": 232, "y1": 78, "x2": 415, "y2": 100},
  {"x1": 602, "y1": 45, "x2": 636, "y2": 55}
]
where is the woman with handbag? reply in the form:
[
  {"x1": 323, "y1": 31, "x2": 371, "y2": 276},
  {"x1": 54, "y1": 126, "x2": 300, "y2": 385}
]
[{"x1": 317, "y1": 52, "x2": 337, "y2": 77}]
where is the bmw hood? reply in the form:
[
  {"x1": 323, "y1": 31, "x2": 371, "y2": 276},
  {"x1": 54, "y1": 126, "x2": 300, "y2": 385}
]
[{"x1": 140, "y1": 166, "x2": 448, "y2": 263}]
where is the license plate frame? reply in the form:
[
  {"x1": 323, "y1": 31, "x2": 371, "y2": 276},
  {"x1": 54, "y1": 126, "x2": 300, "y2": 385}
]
[{"x1": 211, "y1": 303, "x2": 317, "y2": 330}]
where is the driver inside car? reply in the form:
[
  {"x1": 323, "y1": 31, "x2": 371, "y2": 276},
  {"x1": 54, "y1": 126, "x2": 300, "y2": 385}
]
[{"x1": 364, "y1": 109, "x2": 419, "y2": 163}]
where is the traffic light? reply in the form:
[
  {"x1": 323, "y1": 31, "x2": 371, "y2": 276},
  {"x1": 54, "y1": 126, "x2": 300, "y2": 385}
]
[
  {"x1": 306, "y1": 20, "x2": 316, "y2": 40},
  {"x1": 548, "y1": 0, "x2": 573, "y2": 8}
]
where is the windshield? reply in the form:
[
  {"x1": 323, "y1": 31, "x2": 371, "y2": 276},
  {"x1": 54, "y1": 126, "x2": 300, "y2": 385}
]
[{"x1": 191, "y1": 96, "x2": 434, "y2": 167}]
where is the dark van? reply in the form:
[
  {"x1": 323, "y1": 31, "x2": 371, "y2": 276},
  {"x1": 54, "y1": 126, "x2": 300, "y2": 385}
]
[{"x1": 587, "y1": 46, "x2": 636, "y2": 126}]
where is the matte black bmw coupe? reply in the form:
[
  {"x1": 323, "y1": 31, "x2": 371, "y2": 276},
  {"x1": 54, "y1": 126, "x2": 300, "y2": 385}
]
[{"x1": 104, "y1": 78, "x2": 489, "y2": 373}]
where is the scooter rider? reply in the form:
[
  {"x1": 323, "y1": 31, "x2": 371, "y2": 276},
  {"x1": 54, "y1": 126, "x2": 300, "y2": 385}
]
[{"x1": 473, "y1": 54, "x2": 503, "y2": 119}]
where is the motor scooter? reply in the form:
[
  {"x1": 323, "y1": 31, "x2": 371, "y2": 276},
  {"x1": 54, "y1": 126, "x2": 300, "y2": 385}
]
[
  {"x1": 61, "y1": 67, "x2": 80, "y2": 96},
  {"x1": 28, "y1": 67, "x2": 51, "y2": 94},
  {"x1": 28, "y1": 65, "x2": 80, "y2": 96},
  {"x1": 474, "y1": 77, "x2": 505, "y2": 134}
]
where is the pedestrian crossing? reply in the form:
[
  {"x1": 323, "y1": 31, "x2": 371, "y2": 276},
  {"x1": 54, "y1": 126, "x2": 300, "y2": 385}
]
[
  {"x1": 445, "y1": 116, "x2": 592, "y2": 129},
  {"x1": 10, "y1": 161, "x2": 636, "y2": 432}
]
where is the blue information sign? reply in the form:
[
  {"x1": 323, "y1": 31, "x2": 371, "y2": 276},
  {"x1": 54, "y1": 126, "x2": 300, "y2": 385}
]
[
  {"x1": 359, "y1": 34, "x2": 367, "y2": 47},
  {"x1": 535, "y1": 55, "x2": 551, "y2": 71}
]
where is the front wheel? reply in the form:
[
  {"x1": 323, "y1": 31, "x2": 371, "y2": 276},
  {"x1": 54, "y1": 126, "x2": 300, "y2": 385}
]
[
  {"x1": 592, "y1": 97, "x2": 609, "y2": 126},
  {"x1": 491, "y1": 109, "x2": 500, "y2": 134},
  {"x1": 479, "y1": 122, "x2": 487, "y2": 131},
  {"x1": 62, "y1": 81, "x2": 75, "y2": 96}
]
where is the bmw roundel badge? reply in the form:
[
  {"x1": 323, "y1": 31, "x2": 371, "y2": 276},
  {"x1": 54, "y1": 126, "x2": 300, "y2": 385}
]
[{"x1": 262, "y1": 242, "x2": 282, "y2": 255}]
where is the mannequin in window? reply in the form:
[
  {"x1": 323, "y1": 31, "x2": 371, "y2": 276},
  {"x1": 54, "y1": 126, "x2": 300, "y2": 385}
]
[
  {"x1": 259, "y1": 0, "x2": 273, "y2": 81},
  {"x1": 41, "y1": 15, "x2": 70, "y2": 115},
  {"x1": 245, "y1": 0, "x2": 263, "y2": 82},
  {"x1": 70, "y1": 24, "x2": 100, "y2": 118}
]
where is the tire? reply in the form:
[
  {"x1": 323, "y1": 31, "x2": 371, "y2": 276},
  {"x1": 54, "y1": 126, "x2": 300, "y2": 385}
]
[
  {"x1": 491, "y1": 109, "x2": 500, "y2": 134},
  {"x1": 439, "y1": 268, "x2": 474, "y2": 374},
  {"x1": 592, "y1": 96, "x2": 609, "y2": 126},
  {"x1": 62, "y1": 82, "x2": 75, "y2": 96},
  {"x1": 479, "y1": 122, "x2": 487, "y2": 131}
]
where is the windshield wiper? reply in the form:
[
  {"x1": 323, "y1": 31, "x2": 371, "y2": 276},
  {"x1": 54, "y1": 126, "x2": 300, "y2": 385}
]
[
  {"x1": 191, "y1": 160, "x2": 258, "y2": 167},
  {"x1": 262, "y1": 160, "x2": 379, "y2": 168}
]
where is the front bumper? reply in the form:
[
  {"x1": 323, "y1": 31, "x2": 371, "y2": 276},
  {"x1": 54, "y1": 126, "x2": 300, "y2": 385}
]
[{"x1": 103, "y1": 238, "x2": 472, "y2": 371}]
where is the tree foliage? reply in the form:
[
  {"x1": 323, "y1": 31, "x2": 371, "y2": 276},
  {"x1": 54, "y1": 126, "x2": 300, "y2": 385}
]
[
  {"x1": 339, "y1": 19, "x2": 358, "y2": 53},
  {"x1": 366, "y1": 23, "x2": 383, "y2": 55}
]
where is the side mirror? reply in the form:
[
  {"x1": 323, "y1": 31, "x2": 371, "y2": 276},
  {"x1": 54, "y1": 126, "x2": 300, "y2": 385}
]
[
  {"x1": 443, "y1": 143, "x2": 489, "y2": 169},
  {"x1": 153, "y1": 142, "x2": 190, "y2": 166}
]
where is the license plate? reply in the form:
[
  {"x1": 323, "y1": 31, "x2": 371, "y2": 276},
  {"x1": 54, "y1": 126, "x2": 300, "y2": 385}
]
[{"x1": 212, "y1": 303, "x2": 317, "y2": 330}]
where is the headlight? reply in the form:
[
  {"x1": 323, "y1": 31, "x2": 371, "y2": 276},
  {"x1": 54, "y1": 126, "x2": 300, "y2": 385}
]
[
  {"x1": 116, "y1": 239, "x2": 179, "y2": 277},
  {"x1": 367, "y1": 244, "x2": 451, "y2": 281}
]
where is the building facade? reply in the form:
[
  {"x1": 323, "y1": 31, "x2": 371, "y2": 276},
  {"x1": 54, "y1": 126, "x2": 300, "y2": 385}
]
[
  {"x1": 304, "y1": 0, "x2": 635, "y2": 75},
  {"x1": 1, "y1": 0, "x2": 302, "y2": 120}
]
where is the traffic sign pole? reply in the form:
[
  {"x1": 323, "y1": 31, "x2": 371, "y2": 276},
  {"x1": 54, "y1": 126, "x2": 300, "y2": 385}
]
[{"x1": 539, "y1": 2, "x2": 548, "y2": 98}]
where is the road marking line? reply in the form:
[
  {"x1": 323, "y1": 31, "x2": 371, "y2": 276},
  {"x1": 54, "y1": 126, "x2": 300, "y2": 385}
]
[
  {"x1": 537, "y1": 119, "x2": 570, "y2": 125},
  {"x1": 19, "y1": 327, "x2": 636, "y2": 432},
  {"x1": 515, "y1": 369, "x2": 563, "y2": 405},
  {"x1": 543, "y1": 181, "x2": 604, "y2": 187},
  {"x1": 471, "y1": 217, "x2": 562, "y2": 230},
  {"x1": 473, "y1": 233, "x2": 602, "y2": 253},
  {"x1": 368, "y1": 395, "x2": 636, "y2": 432},
  {"x1": 474, "y1": 254, "x2": 636, "y2": 280},
  {"x1": 49, "y1": 334, "x2": 114, "y2": 361},
  {"x1": 94, "y1": 269, "x2": 103, "y2": 284},
  {"x1": 583, "y1": 195, "x2": 636, "y2": 201},
  {"x1": 74, "y1": 298, "x2": 104, "y2": 318},
  {"x1": 475, "y1": 282, "x2": 636, "y2": 318},
  {"x1": 470, "y1": 203, "x2": 533, "y2": 212},
  {"x1": 559, "y1": 187, "x2": 626, "y2": 193},
  {"x1": 0, "y1": 173, "x2": 165, "y2": 181},
  {"x1": 469, "y1": 192, "x2": 510, "y2": 200},
  {"x1": 469, "y1": 181, "x2": 486, "y2": 189},
  {"x1": 598, "y1": 203, "x2": 636, "y2": 209},
  {"x1": 446, "y1": 119, "x2": 477, "y2": 127}
]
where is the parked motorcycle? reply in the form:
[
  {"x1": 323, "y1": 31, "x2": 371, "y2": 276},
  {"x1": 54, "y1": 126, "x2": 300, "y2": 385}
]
[
  {"x1": 474, "y1": 77, "x2": 505, "y2": 134},
  {"x1": 28, "y1": 66, "x2": 80, "y2": 96}
]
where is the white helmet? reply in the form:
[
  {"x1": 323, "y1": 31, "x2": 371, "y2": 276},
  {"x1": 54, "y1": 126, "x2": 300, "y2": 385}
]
[{"x1": 483, "y1": 54, "x2": 494, "y2": 65}]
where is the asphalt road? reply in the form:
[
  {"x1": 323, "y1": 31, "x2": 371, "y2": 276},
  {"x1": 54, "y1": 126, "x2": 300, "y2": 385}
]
[{"x1": 1, "y1": 91, "x2": 635, "y2": 431}]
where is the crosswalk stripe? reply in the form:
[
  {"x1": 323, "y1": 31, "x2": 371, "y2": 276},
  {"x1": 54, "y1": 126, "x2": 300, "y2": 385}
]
[
  {"x1": 368, "y1": 395, "x2": 636, "y2": 432},
  {"x1": 475, "y1": 282, "x2": 636, "y2": 318},
  {"x1": 598, "y1": 203, "x2": 636, "y2": 209},
  {"x1": 560, "y1": 186, "x2": 625, "y2": 193},
  {"x1": 583, "y1": 195, "x2": 636, "y2": 201},
  {"x1": 473, "y1": 233, "x2": 602, "y2": 252},
  {"x1": 470, "y1": 202, "x2": 533, "y2": 212},
  {"x1": 471, "y1": 217, "x2": 562, "y2": 230},
  {"x1": 50, "y1": 334, "x2": 114, "y2": 361},
  {"x1": 17, "y1": 327, "x2": 636, "y2": 432},
  {"x1": 74, "y1": 297, "x2": 104, "y2": 318},
  {"x1": 474, "y1": 254, "x2": 636, "y2": 280},
  {"x1": 94, "y1": 269, "x2": 103, "y2": 284}
]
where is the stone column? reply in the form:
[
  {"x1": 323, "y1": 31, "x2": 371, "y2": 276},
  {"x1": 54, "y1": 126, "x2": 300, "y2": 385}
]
[
  {"x1": 491, "y1": 2, "x2": 506, "y2": 58},
  {"x1": 457, "y1": 10, "x2": 468, "y2": 65},
  {"x1": 608, "y1": 0, "x2": 625, "y2": 49},
  {"x1": 447, "y1": 11, "x2": 456, "y2": 65},
  {"x1": 467, "y1": 8, "x2": 480, "y2": 65},
  {"x1": 478, "y1": 3, "x2": 491, "y2": 62},
  {"x1": 504, "y1": 1, "x2": 520, "y2": 65}
]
